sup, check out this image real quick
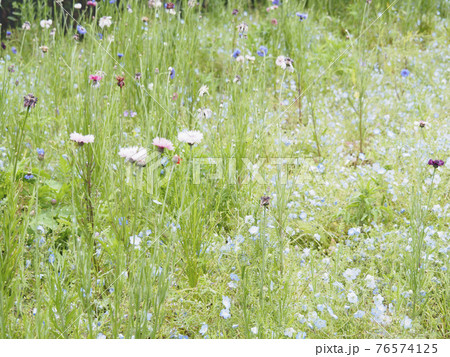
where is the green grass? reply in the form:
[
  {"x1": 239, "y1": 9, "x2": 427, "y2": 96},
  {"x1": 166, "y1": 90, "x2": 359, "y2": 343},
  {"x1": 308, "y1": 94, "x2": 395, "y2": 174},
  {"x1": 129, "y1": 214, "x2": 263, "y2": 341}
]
[{"x1": 0, "y1": 0, "x2": 448, "y2": 339}]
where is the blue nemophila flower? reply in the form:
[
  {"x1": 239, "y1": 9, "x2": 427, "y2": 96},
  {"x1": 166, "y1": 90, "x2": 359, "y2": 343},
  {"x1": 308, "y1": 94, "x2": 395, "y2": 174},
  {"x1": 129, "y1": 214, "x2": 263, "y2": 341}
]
[
  {"x1": 118, "y1": 53, "x2": 124, "y2": 58},
  {"x1": 296, "y1": 13, "x2": 308, "y2": 21},
  {"x1": 199, "y1": 323, "x2": 208, "y2": 336},
  {"x1": 257, "y1": 46, "x2": 268, "y2": 57},
  {"x1": 400, "y1": 69, "x2": 410, "y2": 77},
  {"x1": 343, "y1": 268, "x2": 361, "y2": 282},
  {"x1": 77, "y1": 25, "x2": 87, "y2": 35},
  {"x1": 232, "y1": 49, "x2": 241, "y2": 58},
  {"x1": 24, "y1": 174, "x2": 34, "y2": 180},
  {"x1": 354, "y1": 310, "x2": 365, "y2": 318}
]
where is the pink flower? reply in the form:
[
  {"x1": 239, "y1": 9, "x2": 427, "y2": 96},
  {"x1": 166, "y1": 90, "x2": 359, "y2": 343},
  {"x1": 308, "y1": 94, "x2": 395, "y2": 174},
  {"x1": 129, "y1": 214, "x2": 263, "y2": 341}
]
[
  {"x1": 152, "y1": 137, "x2": 174, "y2": 152},
  {"x1": 70, "y1": 132, "x2": 95, "y2": 145},
  {"x1": 89, "y1": 74, "x2": 102, "y2": 82},
  {"x1": 271, "y1": 18, "x2": 278, "y2": 25}
]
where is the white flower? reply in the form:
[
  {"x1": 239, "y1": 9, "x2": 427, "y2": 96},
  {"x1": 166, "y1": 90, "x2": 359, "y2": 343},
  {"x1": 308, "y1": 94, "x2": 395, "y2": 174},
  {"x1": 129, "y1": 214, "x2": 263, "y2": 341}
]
[
  {"x1": 99, "y1": 16, "x2": 113, "y2": 29},
  {"x1": 40, "y1": 19, "x2": 52, "y2": 29},
  {"x1": 236, "y1": 55, "x2": 245, "y2": 63},
  {"x1": 198, "y1": 85, "x2": 209, "y2": 97},
  {"x1": 197, "y1": 108, "x2": 213, "y2": 119},
  {"x1": 251, "y1": 326, "x2": 258, "y2": 334},
  {"x1": 245, "y1": 55, "x2": 255, "y2": 62},
  {"x1": 119, "y1": 147, "x2": 147, "y2": 166},
  {"x1": 236, "y1": 22, "x2": 248, "y2": 33},
  {"x1": 74, "y1": 3, "x2": 82, "y2": 9},
  {"x1": 276, "y1": 55, "x2": 286, "y2": 68},
  {"x1": 148, "y1": 0, "x2": 162, "y2": 8},
  {"x1": 70, "y1": 132, "x2": 94, "y2": 145},
  {"x1": 178, "y1": 130, "x2": 203, "y2": 145},
  {"x1": 249, "y1": 226, "x2": 259, "y2": 235}
]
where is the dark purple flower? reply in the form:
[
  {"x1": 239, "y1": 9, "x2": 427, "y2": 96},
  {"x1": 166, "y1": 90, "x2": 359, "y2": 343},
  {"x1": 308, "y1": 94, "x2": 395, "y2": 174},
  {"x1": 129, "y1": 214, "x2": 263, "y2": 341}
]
[
  {"x1": 260, "y1": 195, "x2": 271, "y2": 208},
  {"x1": 232, "y1": 9, "x2": 239, "y2": 16},
  {"x1": 428, "y1": 159, "x2": 444, "y2": 169},
  {"x1": 165, "y1": 2, "x2": 175, "y2": 9},
  {"x1": 401, "y1": 69, "x2": 410, "y2": 77},
  {"x1": 24, "y1": 94, "x2": 38, "y2": 108},
  {"x1": 232, "y1": 49, "x2": 241, "y2": 58},
  {"x1": 1, "y1": 42, "x2": 6, "y2": 50}
]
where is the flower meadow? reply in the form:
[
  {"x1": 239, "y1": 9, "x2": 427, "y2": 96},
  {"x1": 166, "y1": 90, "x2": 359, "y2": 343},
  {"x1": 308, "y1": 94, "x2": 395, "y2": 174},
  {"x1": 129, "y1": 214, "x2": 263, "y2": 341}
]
[{"x1": 0, "y1": 0, "x2": 449, "y2": 339}]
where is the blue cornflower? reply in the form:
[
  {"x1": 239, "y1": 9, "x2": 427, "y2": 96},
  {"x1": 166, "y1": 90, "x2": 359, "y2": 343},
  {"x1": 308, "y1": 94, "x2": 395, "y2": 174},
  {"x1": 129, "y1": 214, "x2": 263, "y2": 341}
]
[
  {"x1": 77, "y1": 25, "x2": 87, "y2": 35},
  {"x1": 24, "y1": 174, "x2": 34, "y2": 180},
  {"x1": 296, "y1": 12, "x2": 308, "y2": 21},
  {"x1": 109, "y1": 0, "x2": 116, "y2": 3},
  {"x1": 98, "y1": 33, "x2": 103, "y2": 40},
  {"x1": 37, "y1": 148, "x2": 45, "y2": 160},
  {"x1": 118, "y1": 53, "x2": 124, "y2": 58},
  {"x1": 49, "y1": 253, "x2": 55, "y2": 264},
  {"x1": 6, "y1": 31, "x2": 12, "y2": 37},
  {"x1": 232, "y1": 49, "x2": 241, "y2": 58},
  {"x1": 401, "y1": 69, "x2": 410, "y2": 77},
  {"x1": 169, "y1": 67, "x2": 175, "y2": 79},
  {"x1": 272, "y1": 0, "x2": 280, "y2": 5},
  {"x1": 257, "y1": 46, "x2": 268, "y2": 57},
  {"x1": 12, "y1": 47, "x2": 17, "y2": 54}
]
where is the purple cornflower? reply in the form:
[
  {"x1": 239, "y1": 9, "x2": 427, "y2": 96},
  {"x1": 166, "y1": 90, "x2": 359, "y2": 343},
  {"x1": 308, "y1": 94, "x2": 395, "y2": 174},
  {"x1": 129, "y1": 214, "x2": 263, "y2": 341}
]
[
  {"x1": 1, "y1": 42, "x2": 6, "y2": 50},
  {"x1": 232, "y1": 9, "x2": 239, "y2": 16},
  {"x1": 37, "y1": 148, "x2": 45, "y2": 161},
  {"x1": 118, "y1": 53, "x2": 124, "y2": 58},
  {"x1": 257, "y1": 46, "x2": 268, "y2": 57},
  {"x1": 401, "y1": 69, "x2": 410, "y2": 77},
  {"x1": 77, "y1": 25, "x2": 87, "y2": 35},
  {"x1": 296, "y1": 12, "x2": 308, "y2": 21},
  {"x1": 232, "y1": 49, "x2": 241, "y2": 58},
  {"x1": 428, "y1": 159, "x2": 444, "y2": 169}
]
